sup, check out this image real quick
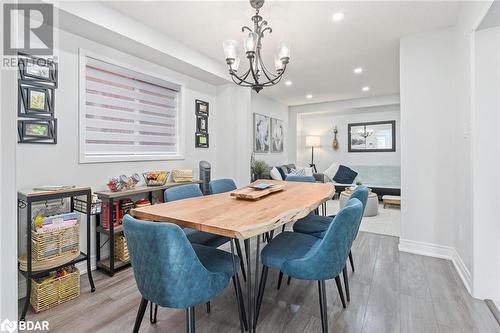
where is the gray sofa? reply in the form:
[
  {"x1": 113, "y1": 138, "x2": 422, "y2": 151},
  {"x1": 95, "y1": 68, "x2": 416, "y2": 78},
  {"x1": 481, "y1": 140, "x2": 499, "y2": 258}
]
[
  {"x1": 261, "y1": 163, "x2": 324, "y2": 182},
  {"x1": 325, "y1": 165, "x2": 401, "y2": 197}
]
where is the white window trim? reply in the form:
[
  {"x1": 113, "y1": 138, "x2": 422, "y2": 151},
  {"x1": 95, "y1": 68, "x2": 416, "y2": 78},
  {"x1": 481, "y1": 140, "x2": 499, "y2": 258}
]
[{"x1": 78, "y1": 48, "x2": 186, "y2": 164}]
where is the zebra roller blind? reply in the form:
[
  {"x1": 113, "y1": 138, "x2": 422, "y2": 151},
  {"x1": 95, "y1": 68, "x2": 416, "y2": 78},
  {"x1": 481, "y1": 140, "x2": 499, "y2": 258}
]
[{"x1": 82, "y1": 56, "x2": 180, "y2": 161}]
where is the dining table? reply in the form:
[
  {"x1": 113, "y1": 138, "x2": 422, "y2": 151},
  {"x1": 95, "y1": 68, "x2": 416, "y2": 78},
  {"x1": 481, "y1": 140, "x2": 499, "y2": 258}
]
[{"x1": 130, "y1": 179, "x2": 335, "y2": 333}]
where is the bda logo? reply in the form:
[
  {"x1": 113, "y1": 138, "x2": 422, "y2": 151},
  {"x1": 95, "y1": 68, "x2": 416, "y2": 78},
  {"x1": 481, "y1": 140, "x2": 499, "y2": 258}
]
[{"x1": 0, "y1": 319, "x2": 16, "y2": 333}]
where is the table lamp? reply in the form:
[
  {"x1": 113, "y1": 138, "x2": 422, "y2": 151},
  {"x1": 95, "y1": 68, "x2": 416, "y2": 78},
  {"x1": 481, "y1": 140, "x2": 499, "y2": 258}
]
[{"x1": 305, "y1": 135, "x2": 321, "y2": 173}]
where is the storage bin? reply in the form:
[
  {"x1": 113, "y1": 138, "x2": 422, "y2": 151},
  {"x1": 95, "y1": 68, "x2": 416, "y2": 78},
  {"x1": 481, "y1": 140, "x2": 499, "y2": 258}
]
[
  {"x1": 32, "y1": 225, "x2": 80, "y2": 262},
  {"x1": 30, "y1": 266, "x2": 80, "y2": 313},
  {"x1": 114, "y1": 236, "x2": 129, "y2": 262}
]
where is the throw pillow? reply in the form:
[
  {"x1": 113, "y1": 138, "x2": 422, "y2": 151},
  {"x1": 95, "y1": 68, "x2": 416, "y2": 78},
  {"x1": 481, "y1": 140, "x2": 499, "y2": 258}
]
[
  {"x1": 277, "y1": 166, "x2": 288, "y2": 180},
  {"x1": 289, "y1": 167, "x2": 306, "y2": 176},
  {"x1": 332, "y1": 165, "x2": 358, "y2": 184},
  {"x1": 270, "y1": 167, "x2": 283, "y2": 180},
  {"x1": 304, "y1": 166, "x2": 314, "y2": 176},
  {"x1": 324, "y1": 162, "x2": 339, "y2": 181}
]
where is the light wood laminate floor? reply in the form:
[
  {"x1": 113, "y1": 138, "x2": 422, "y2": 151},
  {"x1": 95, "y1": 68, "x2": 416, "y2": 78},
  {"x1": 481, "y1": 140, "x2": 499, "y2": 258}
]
[{"x1": 19, "y1": 232, "x2": 499, "y2": 333}]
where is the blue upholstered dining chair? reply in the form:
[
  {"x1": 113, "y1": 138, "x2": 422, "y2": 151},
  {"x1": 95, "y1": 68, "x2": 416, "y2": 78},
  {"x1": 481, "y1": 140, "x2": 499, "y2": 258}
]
[
  {"x1": 164, "y1": 184, "x2": 230, "y2": 248},
  {"x1": 122, "y1": 216, "x2": 246, "y2": 333},
  {"x1": 254, "y1": 199, "x2": 364, "y2": 333},
  {"x1": 209, "y1": 178, "x2": 237, "y2": 194},
  {"x1": 293, "y1": 186, "x2": 369, "y2": 269},
  {"x1": 292, "y1": 186, "x2": 369, "y2": 302},
  {"x1": 207, "y1": 179, "x2": 247, "y2": 281}
]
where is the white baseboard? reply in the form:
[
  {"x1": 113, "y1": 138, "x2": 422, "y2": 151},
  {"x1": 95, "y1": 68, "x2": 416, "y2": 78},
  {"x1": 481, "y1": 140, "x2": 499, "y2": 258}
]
[
  {"x1": 399, "y1": 238, "x2": 472, "y2": 293},
  {"x1": 18, "y1": 256, "x2": 97, "y2": 300}
]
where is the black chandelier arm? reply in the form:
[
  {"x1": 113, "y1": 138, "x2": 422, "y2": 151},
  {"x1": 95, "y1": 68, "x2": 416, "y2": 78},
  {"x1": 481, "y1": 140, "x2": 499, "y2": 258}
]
[
  {"x1": 248, "y1": 56, "x2": 261, "y2": 86},
  {"x1": 229, "y1": 68, "x2": 255, "y2": 86},
  {"x1": 261, "y1": 64, "x2": 287, "y2": 86},
  {"x1": 260, "y1": 26, "x2": 272, "y2": 37},
  {"x1": 257, "y1": 49, "x2": 279, "y2": 82},
  {"x1": 242, "y1": 26, "x2": 253, "y2": 33},
  {"x1": 230, "y1": 74, "x2": 254, "y2": 87}
]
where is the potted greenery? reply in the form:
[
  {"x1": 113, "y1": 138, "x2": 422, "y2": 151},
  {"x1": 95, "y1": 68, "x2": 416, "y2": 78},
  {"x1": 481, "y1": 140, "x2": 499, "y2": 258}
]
[{"x1": 251, "y1": 159, "x2": 268, "y2": 181}]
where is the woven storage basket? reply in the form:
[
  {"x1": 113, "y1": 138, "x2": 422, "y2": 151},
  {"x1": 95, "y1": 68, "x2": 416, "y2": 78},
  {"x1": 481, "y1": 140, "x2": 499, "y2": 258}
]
[
  {"x1": 32, "y1": 225, "x2": 80, "y2": 262},
  {"x1": 172, "y1": 169, "x2": 193, "y2": 182},
  {"x1": 114, "y1": 236, "x2": 130, "y2": 262},
  {"x1": 30, "y1": 266, "x2": 80, "y2": 313}
]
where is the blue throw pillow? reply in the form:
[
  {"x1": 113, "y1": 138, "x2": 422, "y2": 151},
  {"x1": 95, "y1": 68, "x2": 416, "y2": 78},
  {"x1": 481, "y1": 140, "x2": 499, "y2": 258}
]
[
  {"x1": 333, "y1": 165, "x2": 358, "y2": 184},
  {"x1": 277, "y1": 167, "x2": 287, "y2": 180}
]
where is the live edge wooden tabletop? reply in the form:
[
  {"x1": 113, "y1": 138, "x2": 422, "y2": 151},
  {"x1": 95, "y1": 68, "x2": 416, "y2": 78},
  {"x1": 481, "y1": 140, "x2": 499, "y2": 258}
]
[{"x1": 130, "y1": 180, "x2": 335, "y2": 240}]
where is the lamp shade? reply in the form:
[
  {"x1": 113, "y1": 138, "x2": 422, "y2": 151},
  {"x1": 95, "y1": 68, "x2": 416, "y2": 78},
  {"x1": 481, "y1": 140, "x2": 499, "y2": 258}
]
[{"x1": 305, "y1": 135, "x2": 321, "y2": 147}]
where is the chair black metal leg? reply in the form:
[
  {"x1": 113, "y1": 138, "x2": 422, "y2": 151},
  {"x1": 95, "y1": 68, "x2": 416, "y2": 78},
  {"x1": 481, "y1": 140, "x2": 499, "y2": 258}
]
[
  {"x1": 277, "y1": 271, "x2": 283, "y2": 290},
  {"x1": 335, "y1": 276, "x2": 347, "y2": 308},
  {"x1": 232, "y1": 276, "x2": 248, "y2": 332},
  {"x1": 281, "y1": 225, "x2": 286, "y2": 233},
  {"x1": 133, "y1": 297, "x2": 148, "y2": 333},
  {"x1": 206, "y1": 302, "x2": 211, "y2": 314},
  {"x1": 318, "y1": 280, "x2": 328, "y2": 333},
  {"x1": 349, "y1": 251, "x2": 355, "y2": 272},
  {"x1": 342, "y1": 266, "x2": 350, "y2": 302},
  {"x1": 287, "y1": 276, "x2": 292, "y2": 285},
  {"x1": 150, "y1": 302, "x2": 158, "y2": 323},
  {"x1": 235, "y1": 240, "x2": 247, "y2": 282},
  {"x1": 186, "y1": 306, "x2": 195, "y2": 333},
  {"x1": 255, "y1": 266, "x2": 269, "y2": 327}
]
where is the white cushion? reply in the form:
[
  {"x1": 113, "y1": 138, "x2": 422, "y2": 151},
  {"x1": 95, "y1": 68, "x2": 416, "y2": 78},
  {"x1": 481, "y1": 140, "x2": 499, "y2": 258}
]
[
  {"x1": 304, "y1": 167, "x2": 314, "y2": 176},
  {"x1": 324, "y1": 162, "x2": 339, "y2": 181},
  {"x1": 289, "y1": 167, "x2": 306, "y2": 176},
  {"x1": 270, "y1": 167, "x2": 283, "y2": 180}
]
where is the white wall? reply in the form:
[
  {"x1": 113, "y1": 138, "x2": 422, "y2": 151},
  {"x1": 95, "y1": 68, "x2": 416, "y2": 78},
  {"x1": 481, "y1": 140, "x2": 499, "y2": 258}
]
[
  {"x1": 400, "y1": 28, "x2": 458, "y2": 254},
  {"x1": 295, "y1": 107, "x2": 400, "y2": 173},
  {"x1": 473, "y1": 26, "x2": 500, "y2": 303},
  {"x1": 289, "y1": 95, "x2": 400, "y2": 167},
  {"x1": 250, "y1": 92, "x2": 289, "y2": 167}
]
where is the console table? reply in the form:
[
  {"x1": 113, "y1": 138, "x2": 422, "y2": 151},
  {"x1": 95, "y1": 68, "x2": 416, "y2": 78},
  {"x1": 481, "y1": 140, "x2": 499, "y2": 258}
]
[{"x1": 94, "y1": 181, "x2": 202, "y2": 276}]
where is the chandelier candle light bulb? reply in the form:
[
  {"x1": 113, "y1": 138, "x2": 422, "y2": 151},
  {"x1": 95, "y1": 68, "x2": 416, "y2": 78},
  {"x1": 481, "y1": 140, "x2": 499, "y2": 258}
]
[{"x1": 222, "y1": 0, "x2": 291, "y2": 92}]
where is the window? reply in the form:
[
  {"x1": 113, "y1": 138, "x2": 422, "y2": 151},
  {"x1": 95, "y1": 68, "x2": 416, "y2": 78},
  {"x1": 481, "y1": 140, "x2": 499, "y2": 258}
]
[{"x1": 79, "y1": 53, "x2": 182, "y2": 163}]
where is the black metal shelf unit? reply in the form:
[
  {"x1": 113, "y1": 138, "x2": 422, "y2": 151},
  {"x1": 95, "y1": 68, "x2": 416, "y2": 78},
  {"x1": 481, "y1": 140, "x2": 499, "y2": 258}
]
[{"x1": 17, "y1": 187, "x2": 96, "y2": 321}]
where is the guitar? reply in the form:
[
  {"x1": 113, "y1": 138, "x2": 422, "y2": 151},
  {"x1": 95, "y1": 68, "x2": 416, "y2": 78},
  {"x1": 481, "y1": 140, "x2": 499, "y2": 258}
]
[{"x1": 332, "y1": 125, "x2": 339, "y2": 150}]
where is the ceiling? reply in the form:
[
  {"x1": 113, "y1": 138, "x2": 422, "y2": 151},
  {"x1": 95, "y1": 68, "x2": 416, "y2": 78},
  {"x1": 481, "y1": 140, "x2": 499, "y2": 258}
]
[{"x1": 104, "y1": 1, "x2": 462, "y2": 106}]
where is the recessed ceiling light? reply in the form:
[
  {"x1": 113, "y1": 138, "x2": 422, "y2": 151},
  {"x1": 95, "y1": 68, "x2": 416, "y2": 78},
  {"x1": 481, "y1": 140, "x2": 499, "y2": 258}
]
[
  {"x1": 362, "y1": 86, "x2": 370, "y2": 92},
  {"x1": 354, "y1": 67, "x2": 363, "y2": 74},
  {"x1": 332, "y1": 12, "x2": 344, "y2": 22},
  {"x1": 306, "y1": 94, "x2": 313, "y2": 99},
  {"x1": 285, "y1": 80, "x2": 293, "y2": 86}
]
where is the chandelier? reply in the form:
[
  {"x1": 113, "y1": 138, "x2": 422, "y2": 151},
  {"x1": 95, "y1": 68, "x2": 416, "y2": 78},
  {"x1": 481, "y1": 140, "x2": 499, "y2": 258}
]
[{"x1": 222, "y1": 0, "x2": 290, "y2": 93}]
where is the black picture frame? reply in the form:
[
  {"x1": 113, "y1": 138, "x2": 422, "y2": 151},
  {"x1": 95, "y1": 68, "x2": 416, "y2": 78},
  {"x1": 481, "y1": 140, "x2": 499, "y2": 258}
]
[
  {"x1": 18, "y1": 52, "x2": 58, "y2": 87},
  {"x1": 18, "y1": 80, "x2": 55, "y2": 119},
  {"x1": 196, "y1": 115, "x2": 208, "y2": 133},
  {"x1": 195, "y1": 132, "x2": 209, "y2": 148},
  {"x1": 195, "y1": 99, "x2": 209, "y2": 116},
  {"x1": 348, "y1": 120, "x2": 396, "y2": 153},
  {"x1": 18, "y1": 119, "x2": 57, "y2": 144}
]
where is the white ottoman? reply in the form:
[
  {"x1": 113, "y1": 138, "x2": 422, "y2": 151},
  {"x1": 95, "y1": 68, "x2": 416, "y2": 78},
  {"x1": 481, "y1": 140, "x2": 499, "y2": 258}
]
[{"x1": 339, "y1": 190, "x2": 379, "y2": 217}]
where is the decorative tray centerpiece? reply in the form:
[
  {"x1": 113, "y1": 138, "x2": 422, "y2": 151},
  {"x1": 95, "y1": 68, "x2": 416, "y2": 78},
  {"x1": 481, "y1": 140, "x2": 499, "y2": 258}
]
[
  {"x1": 143, "y1": 171, "x2": 169, "y2": 186},
  {"x1": 231, "y1": 182, "x2": 285, "y2": 200}
]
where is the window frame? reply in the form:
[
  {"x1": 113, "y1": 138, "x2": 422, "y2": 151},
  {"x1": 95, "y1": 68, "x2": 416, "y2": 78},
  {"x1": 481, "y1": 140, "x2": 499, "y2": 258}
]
[{"x1": 78, "y1": 49, "x2": 185, "y2": 164}]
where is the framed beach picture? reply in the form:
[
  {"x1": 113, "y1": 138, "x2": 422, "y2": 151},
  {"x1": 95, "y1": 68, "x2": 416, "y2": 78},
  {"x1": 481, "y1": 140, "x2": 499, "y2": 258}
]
[
  {"x1": 18, "y1": 119, "x2": 57, "y2": 144},
  {"x1": 270, "y1": 118, "x2": 284, "y2": 153},
  {"x1": 18, "y1": 80, "x2": 54, "y2": 118},
  {"x1": 253, "y1": 113, "x2": 270, "y2": 153},
  {"x1": 195, "y1": 99, "x2": 209, "y2": 116},
  {"x1": 18, "y1": 53, "x2": 58, "y2": 87},
  {"x1": 195, "y1": 132, "x2": 209, "y2": 148}
]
